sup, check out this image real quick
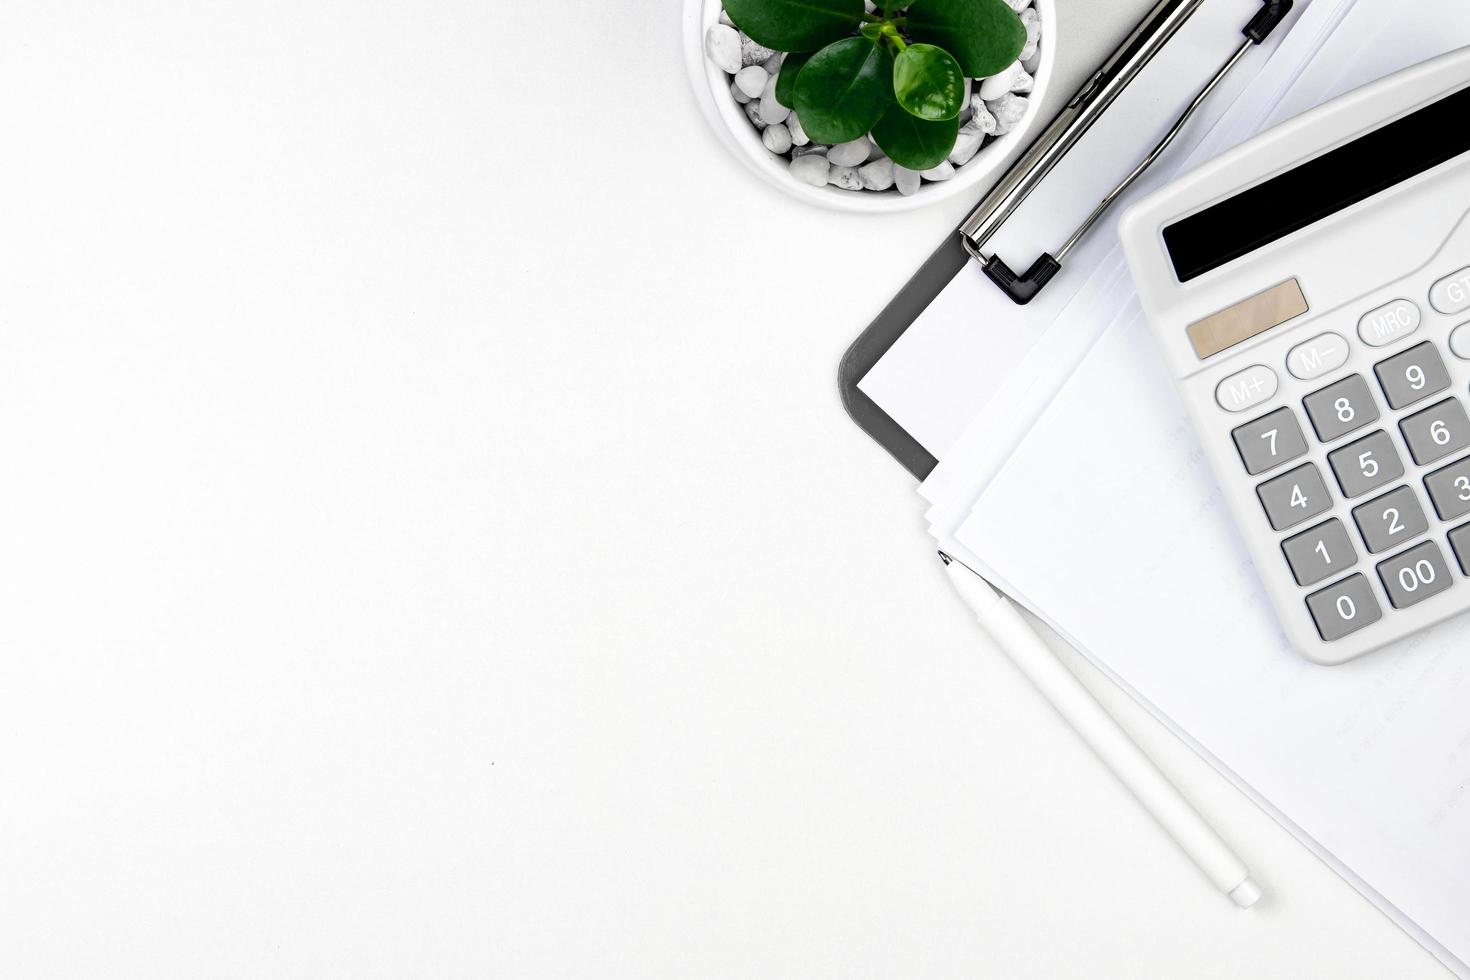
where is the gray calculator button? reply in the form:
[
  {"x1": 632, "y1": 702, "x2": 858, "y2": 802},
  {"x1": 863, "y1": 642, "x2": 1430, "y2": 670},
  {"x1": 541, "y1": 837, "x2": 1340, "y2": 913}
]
[
  {"x1": 1399, "y1": 398, "x2": 1470, "y2": 465},
  {"x1": 1351, "y1": 486, "x2": 1428, "y2": 554},
  {"x1": 1357, "y1": 298, "x2": 1420, "y2": 347},
  {"x1": 1376, "y1": 540, "x2": 1454, "y2": 609},
  {"x1": 1302, "y1": 374, "x2": 1379, "y2": 442},
  {"x1": 1305, "y1": 574, "x2": 1382, "y2": 641},
  {"x1": 1326, "y1": 430, "x2": 1404, "y2": 498},
  {"x1": 1448, "y1": 523, "x2": 1470, "y2": 575},
  {"x1": 1373, "y1": 341, "x2": 1450, "y2": 409},
  {"x1": 1257, "y1": 463, "x2": 1332, "y2": 531},
  {"x1": 1281, "y1": 519, "x2": 1356, "y2": 587},
  {"x1": 1429, "y1": 267, "x2": 1470, "y2": 315},
  {"x1": 1424, "y1": 456, "x2": 1470, "y2": 520},
  {"x1": 1231, "y1": 407, "x2": 1308, "y2": 475}
]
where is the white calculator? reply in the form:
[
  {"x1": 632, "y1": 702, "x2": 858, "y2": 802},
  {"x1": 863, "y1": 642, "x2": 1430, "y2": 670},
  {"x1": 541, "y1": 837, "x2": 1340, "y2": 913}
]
[{"x1": 1120, "y1": 47, "x2": 1470, "y2": 665}]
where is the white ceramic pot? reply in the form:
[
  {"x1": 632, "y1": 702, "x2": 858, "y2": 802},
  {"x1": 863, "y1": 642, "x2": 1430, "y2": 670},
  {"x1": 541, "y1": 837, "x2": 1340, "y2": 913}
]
[{"x1": 684, "y1": 0, "x2": 1056, "y2": 213}]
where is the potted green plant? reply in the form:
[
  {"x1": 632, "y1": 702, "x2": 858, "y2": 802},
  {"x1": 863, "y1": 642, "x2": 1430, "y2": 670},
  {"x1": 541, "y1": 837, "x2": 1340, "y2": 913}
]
[{"x1": 688, "y1": 0, "x2": 1051, "y2": 210}]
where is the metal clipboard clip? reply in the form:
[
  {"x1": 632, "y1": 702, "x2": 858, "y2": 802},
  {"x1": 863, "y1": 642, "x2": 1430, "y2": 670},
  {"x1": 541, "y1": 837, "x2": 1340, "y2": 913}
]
[{"x1": 959, "y1": 0, "x2": 1293, "y2": 305}]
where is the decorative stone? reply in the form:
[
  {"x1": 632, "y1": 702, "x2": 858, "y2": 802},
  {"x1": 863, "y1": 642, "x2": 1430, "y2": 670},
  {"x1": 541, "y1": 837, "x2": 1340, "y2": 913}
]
[
  {"x1": 731, "y1": 80, "x2": 752, "y2": 105},
  {"x1": 741, "y1": 34, "x2": 778, "y2": 66},
  {"x1": 828, "y1": 137, "x2": 872, "y2": 167},
  {"x1": 790, "y1": 154, "x2": 831, "y2": 187},
  {"x1": 988, "y1": 93, "x2": 1029, "y2": 134},
  {"x1": 979, "y1": 62, "x2": 1022, "y2": 100},
  {"x1": 1020, "y1": 8, "x2": 1041, "y2": 61},
  {"x1": 894, "y1": 165, "x2": 921, "y2": 196},
  {"x1": 705, "y1": 24, "x2": 741, "y2": 75},
  {"x1": 1011, "y1": 68, "x2": 1034, "y2": 95},
  {"x1": 949, "y1": 124, "x2": 987, "y2": 166},
  {"x1": 734, "y1": 65, "x2": 767, "y2": 99},
  {"x1": 788, "y1": 113, "x2": 810, "y2": 146},
  {"x1": 793, "y1": 143, "x2": 828, "y2": 156},
  {"x1": 968, "y1": 97, "x2": 998, "y2": 135},
  {"x1": 758, "y1": 75, "x2": 790, "y2": 125},
  {"x1": 743, "y1": 99, "x2": 766, "y2": 128},
  {"x1": 762, "y1": 122, "x2": 793, "y2": 155},
  {"x1": 858, "y1": 157, "x2": 895, "y2": 191},
  {"x1": 1005, "y1": 0, "x2": 1031, "y2": 9},
  {"x1": 921, "y1": 161, "x2": 955, "y2": 181},
  {"x1": 831, "y1": 166, "x2": 863, "y2": 190}
]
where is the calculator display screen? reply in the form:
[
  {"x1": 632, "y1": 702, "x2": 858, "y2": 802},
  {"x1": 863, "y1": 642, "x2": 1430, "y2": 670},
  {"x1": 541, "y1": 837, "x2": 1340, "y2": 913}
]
[{"x1": 1163, "y1": 84, "x2": 1470, "y2": 283}]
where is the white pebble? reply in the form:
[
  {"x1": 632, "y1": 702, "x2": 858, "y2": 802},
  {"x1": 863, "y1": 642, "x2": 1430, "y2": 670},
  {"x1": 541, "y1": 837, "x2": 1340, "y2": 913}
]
[
  {"x1": 743, "y1": 99, "x2": 766, "y2": 129},
  {"x1": 731, "y1": 80, "x2": 752, "y2": 105},
  {"x1": 979, "y1": 62, "x2": 1021, "y2": 101},
  {"x1": 1020, "y1": 8, "x2": 1041, "y2": 61},
  {"x1": 921, "y1": 161, "x2": 955, "y2": 181},
  {"x1": 758, "y1": 75, "x2": 790, "y2": 125},
  {"x1": 1010, "y1": 68, "x2": 1034, "y2": 95},
  {"x1": 1005, "y1": 0, "x2": 1031, "y2": 9},
  {"x1": 864, "y1": 0, "x2": 877, "y2": 11},
  {"x1": 828, "y1": 137, "x2": 872, "y2": 167},
  {"x1": 858, "y1": 158, "x2": 895, "y2": 191},
  {"x1": 790, "y1": 154, "x2": 831, "y2": 187},
  {"x1": 831, "y1": 166, "x2": 863, "y2": 190},
  {"x1": 988, "y1": 93, "x2": 1029, "y2": 134},
  {"x1": 735, "y1": 65, "x2": 768, "y2": 99},
  {"x1": 793, "y1": 143, "x2": 827, "y2": 157},
  {"x1": 1022, "y1": 52, "x2": 1041, "y2": 75},
  {"x1": 705, "y1": 24, "x2": 741, "y2": 75},
  {"x1": 762, "y1": 122, "x2": 793, "y2": 155},
  {"x1": 788, "y1": 114, "x2": 810, "y2": 146},
  {"x1": 761, "y1": 54, "x2": 784, "y2": 78},
  {"x1": 948, "y1": 125, "x2": 986, "y2": 167},
  {"x1": 969, "y1": 96, "x2": 998, "y2": 134},
  {"x1": 894, "y1": 165, "x2": 921, "y2": 196},
  {"x1": 741, "y1": 34, "x2": 778, "y2": 66}
]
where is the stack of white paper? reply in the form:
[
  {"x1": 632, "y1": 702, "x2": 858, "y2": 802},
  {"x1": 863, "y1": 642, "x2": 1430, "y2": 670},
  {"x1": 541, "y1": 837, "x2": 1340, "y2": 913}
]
[{"x1": 913, "y1": 0, "x2": 1470, "y2": 974}]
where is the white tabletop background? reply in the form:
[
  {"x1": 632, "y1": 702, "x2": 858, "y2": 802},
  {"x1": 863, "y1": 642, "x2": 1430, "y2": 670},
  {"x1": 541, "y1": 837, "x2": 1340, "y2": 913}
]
[{"x1": 0, "y1": 1, "x2": 1450, "y2": 977}]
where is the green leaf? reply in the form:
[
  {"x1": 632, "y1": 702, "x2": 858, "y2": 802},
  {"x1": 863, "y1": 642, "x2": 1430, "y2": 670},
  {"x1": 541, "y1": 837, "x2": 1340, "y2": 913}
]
[
  {"x1": 723, "y1": 0, "x2": 865, "y2": 53},
  {"x1": 793, "y1": 37, "x2": 892, "y2": 145},
  {"x1": 775, "y1": 51, "x2": 813, "y2": 107},
  {"x1": 892, "y1": 43, "x2": 964, "y2": 121},
  {"x1": 904, "y1": 0, "x2": 1026, "y2": 77},
  {"x1": 870, "y1": 99, "x2": 958, "y2": 170}
]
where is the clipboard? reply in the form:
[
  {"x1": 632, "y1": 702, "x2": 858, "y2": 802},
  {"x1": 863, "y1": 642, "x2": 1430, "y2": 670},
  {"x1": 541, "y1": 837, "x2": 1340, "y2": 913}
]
[{"x1": 839, "y1": 0, "x2": 1292, "y2": 480}]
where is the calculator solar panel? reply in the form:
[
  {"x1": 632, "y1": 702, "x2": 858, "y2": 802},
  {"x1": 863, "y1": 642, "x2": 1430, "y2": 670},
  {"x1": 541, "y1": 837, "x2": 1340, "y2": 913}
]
[{"x1": 1120, "y1": 48, "x2": 1470, "y2": 664}]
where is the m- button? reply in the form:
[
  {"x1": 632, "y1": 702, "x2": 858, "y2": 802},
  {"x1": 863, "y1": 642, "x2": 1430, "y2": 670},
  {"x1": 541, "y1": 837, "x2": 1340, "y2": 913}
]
[
  {"x1": 1216, "y1": 364, "x2": 1278, "y2": 412},
  {"x1": 1357, "y1": 298, "x2": 1420, "y2": 347},
  {"x1": 1430, "y1": 267, "x2": 1470, "y2": 315},
  {"x1": 1286, "y1": 332, "x2": 1349, "y2": 380}
]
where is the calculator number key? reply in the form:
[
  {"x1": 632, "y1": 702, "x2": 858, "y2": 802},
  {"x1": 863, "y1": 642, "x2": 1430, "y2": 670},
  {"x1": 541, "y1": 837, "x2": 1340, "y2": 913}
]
[
  {"x1": 1373, "y1": 341, "x2": 1450, "y2": 409},
  {"x1": 1326, "y1": 430, "x2": 1404, "y2": 498},
  {"x1": 1303, "y1": 375, "x2": 1379, "y2": 442},
  {"x1": 1424, "y1": 457, "x2": 1470, "y2": 521},
  {"x1": 1399, "y1": 398, "x2": 1470, "y2": 465},
  {"x1": 1351, "y1": 486, "x2": 1428, "y2": 554},
  {"x1": 1257, "y1": 463, "x2": 1332, "y2": 532},
  {"x1": 1376, "y1": 541, "x2": 1454, "y2": 609},
  {"x1": 1231, "y1": 407, "x2": 1308, "y2": 476},
  {"x1": 1281, "y1": 519, "x2": 1356, "y2": 587},
  {"x1": 1448, "y1": 524, "x2": 1470, "y2": 576},
  {"x1": 1305, "y1": 574, "x2": 1382, "y2": 642}
]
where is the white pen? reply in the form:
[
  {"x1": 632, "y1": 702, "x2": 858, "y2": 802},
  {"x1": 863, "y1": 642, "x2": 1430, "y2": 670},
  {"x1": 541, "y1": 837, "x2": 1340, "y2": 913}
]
[{"x1": 939, "y1": 550, "x2": 1262, "y2": 909}]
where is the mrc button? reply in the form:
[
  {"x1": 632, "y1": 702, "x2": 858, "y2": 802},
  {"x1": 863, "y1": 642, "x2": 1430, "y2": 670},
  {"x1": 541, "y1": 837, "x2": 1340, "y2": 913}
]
[
  {"x1": 1357, "y1": 298, "x2": 1420, "y2": 347},
  {"x1": 1430, "y1": 266, "x2": 1470, "y2": 315},
  {"x1": 1216, "y1": 364, "x2": 1278, "y2": 412}
]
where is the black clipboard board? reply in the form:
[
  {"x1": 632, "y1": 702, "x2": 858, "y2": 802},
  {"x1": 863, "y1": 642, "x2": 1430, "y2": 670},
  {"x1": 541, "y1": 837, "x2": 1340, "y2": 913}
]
[{"x1": 837, "y1": 234, "x2": 968, "y2": 481}]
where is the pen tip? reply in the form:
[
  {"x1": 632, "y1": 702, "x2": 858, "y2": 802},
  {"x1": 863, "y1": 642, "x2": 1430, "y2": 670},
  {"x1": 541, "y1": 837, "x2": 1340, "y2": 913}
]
[{"x1": 937, "y1": 550, "x2": 953, "y2": 565}]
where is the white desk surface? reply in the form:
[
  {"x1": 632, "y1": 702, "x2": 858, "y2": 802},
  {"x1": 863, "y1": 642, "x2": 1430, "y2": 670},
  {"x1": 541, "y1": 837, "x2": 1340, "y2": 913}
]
[{"x1": 0, "y1": 1, "x2": 1451, "y2": 977}]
